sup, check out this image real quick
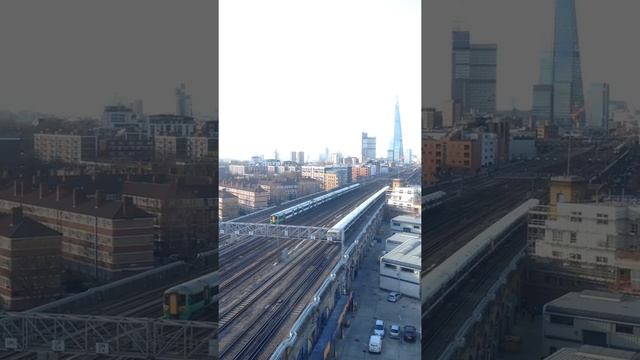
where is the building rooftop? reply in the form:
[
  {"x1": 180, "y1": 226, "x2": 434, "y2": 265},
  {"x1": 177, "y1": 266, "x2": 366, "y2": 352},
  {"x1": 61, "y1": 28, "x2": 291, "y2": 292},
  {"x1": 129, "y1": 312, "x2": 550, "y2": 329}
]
[
  {"x1": 545, "y1": 290, "x2": 640, "y2": 325},
  {"x1": 0, "y1": 184, "x2": 152, "y2": 220},
  {"x1": 391, "y1": 215, "x2": 421, "y2": 226},
  {"x1": 381, "y1": 238, "x2": 421, "y2": 269},
  {"x1": 123, "y1": 181, "x2": 216, "y2": 200},
  {"x1": 545, "y1": 345, "x2": 640, "y2": 360},
  {"x1": 0, "y1": 211, "x2": 60, "y2": 239},
  {"x1": 385, "y1": 232, "x2": 420, "y2": 244}
]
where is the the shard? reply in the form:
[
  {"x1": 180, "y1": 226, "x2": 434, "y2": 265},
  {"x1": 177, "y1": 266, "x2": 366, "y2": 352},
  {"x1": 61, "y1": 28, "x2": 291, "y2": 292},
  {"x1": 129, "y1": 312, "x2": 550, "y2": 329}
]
[
  {"x1": 552, "y1": 0, "x2": 585, "y2": 129},
  {"x1": 391, "y1": 99, "x2": 404, "y2": 163}
]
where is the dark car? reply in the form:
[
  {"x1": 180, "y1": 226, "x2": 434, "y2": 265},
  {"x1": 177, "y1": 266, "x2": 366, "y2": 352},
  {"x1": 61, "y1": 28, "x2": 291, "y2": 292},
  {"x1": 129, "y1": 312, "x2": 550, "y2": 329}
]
[{"x1": 403, "y1": 325, "x2": 417, "y2": 342}]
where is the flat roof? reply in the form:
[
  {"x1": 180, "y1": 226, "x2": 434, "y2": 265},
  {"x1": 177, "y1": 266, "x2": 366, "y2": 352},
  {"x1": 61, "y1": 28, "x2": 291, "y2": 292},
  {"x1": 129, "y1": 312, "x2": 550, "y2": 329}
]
[
  {"x1": 385, "y1": 232, "x2": 420, "y2": 243},
  {"x1": 545, "y1": 290, "x2": 640, "y2": 325},
  {"x1": 545, "y1": 345, "x2": 640, "y2": 360},
  {"x1": 391, "y1": 215, "x2": 420, "y2": 226},
  {"x1": 381, "y1": 238, "x2": 421, "y2": 269}
]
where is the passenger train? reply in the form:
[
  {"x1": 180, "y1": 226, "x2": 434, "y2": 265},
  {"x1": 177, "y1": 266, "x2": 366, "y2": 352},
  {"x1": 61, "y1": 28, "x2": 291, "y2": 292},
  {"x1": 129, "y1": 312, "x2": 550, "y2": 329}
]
[
  {"x1": 163, "y1": 272, "x2": 217, "y2": 320},
  {"x1": 270, "y1": 184, "x2": 361, "y2": 224},
  {"x1": 422, "y1": 191, "x2": 447, "y2": 211}
]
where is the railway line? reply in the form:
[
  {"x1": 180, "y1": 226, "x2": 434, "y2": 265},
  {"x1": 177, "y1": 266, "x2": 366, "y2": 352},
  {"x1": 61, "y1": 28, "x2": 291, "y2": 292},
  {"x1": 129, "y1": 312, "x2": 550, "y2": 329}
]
[{"x1": 217, "y1": 182, "x2": 386, "y2": 359}]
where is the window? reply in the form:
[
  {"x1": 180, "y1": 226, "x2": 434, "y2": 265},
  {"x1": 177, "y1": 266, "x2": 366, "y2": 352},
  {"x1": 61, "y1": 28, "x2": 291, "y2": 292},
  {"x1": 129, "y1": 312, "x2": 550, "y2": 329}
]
[
  {"x1": 552, "y1": 230, "x2": 563, "y2": 242},
  {"x1": 569, "y1": 253, "x2": 582, "y2": 260},
  {"x1": 616, "y1": 324, "x2": 634, "y2": 334},
  {"x1": 597, "y1": 213, "x2": 609, "y2": 225},
  {"x1": 631, "y1": 223, "x2": 638, "y2": 235},
  {"x1": 570, "y1": 211, "x2": 583, "y2": 223},
  {"x1": 384, "y1": 264, "x2": 396, "y2": 270},
  {"x1": 400, "y1": 267, "x2": 414, "y2": 273},
  {"x1": 570, "y1": 232, "x2": 577, "y2": 243},
  {"x1": 596, "y1": 256, "x2": 608, "y2": 264},
  {"x1": 550, "y1": 315, "x2": 573, "y2": 326}
]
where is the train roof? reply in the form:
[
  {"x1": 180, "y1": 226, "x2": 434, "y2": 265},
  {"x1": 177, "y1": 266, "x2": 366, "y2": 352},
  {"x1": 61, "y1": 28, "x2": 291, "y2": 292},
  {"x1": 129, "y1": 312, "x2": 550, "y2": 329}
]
[
  {"x1": 422, "y1": 198, "x2": 539, "y2": 303},
  {"x1": 423, "y1": 191, "x2": 446, "y2": 201},
  {"x1": 165, "y1": 272, "x2": 217, "y2": 294},
  {"x1": 330, "y1": 186, "x2": 389, "y2": 233},
  {"x1": 271, "y1": 183, "x2": 360, "y2": 218}
]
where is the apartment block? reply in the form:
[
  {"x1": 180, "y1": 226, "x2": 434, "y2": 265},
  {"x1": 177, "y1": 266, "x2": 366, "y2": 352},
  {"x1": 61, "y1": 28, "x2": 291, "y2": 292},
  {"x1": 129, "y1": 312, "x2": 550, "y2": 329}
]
[{"x1": 34, "y1": 133, "x2": 97, "y2": 164}]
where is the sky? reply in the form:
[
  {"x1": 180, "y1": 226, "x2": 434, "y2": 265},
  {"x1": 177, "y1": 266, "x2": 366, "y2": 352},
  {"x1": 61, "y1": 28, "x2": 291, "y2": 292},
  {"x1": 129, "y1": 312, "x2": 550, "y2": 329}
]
[
  {"x1": 219, "y1": 0, "x2": 421, "y2": 162},
  {"x1": 423, "y1": 0, "x2": 640, "y2": 112},
  {"x1": 0, "y1": 1, "x2": 217, "y2": 118}
]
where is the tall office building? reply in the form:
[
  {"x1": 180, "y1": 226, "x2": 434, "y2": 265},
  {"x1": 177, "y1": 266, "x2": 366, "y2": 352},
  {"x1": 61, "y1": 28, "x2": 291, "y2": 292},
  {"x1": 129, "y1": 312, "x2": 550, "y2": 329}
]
[
  {"x1": 175, "y1": 83, "x2": 193, "y2": 117},
  {"x1": 551, "y1": 0, "x2": 584, "y2": 129},
  {"x1": 451, "y1": 30, "x2": 497, "y2": 115},
  {"x1": 291, "y1": 151, "x2": 297, "y2": 162},
  {"x1": 586, "y1": 83, "x2": 610, "y2": 130},
  {"x1": 391, "y1": 99, "x2": 404, "y2": 163},
  {"x1": 297, "y1": 151, "x2": 305, "y2": 165},
  {"x1": 361, "y1": 132, "x2": 376, "y2": 163},
  {"x1": 531, "y1": 50, "x2": 554, "y2": 127}
]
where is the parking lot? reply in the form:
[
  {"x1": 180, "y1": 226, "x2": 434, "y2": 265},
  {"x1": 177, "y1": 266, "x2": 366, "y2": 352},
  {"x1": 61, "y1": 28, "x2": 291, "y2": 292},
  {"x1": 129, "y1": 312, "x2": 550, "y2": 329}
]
[{"x1": 333, "y1": 225, "x2": 420, "y2": 359}]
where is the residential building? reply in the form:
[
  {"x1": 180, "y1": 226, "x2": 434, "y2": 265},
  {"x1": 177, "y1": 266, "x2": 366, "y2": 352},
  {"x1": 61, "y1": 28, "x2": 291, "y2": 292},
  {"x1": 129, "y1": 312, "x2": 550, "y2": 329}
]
[
  {"x1": 0, "y1": 182, "x2": 155, "y2": 281},
  {"x1": 465, "y1": 132, "x2": 498, "y2": 168},
  {"x1": 219, "y1": 190, "x2": 239, "y2": 221},
  {"x1": 301, "y1": 166, "x2": 328, "y2": 183},
  {"x1": 154, "y1": 136, "x2": 215, "y2": 163},
  {"x1": 147, "y1": 114, "x2": 195, "y2": 137},
  {"x1": 442, "y1": 99, "x2": 461, "y2": 128},
  {"x1": 218, "y1": 183, "x2": 269, "y2": 212},
  {"x1": 122, "y1": 181, "x2": 216, "y2": 258},
  {"x1": 97, "y1": 136, "x2": 154, "y2": 162},
  {"x1": 297, "y1": 151, "x2": 305, "y2": 165},
  {"x1": 0, "y1": 208, "x2": 63, "y2": 310},
  {"x1": 102, "y1": 105, "x2": 140, "y2": 132},
  {"x1": 34, "y1": 133, "x2": 97, "y2": 164},
  {"x1": 228, "y1": 164, "x2": 246, "y2": 176},
  {"x1": 387, "y1": 185, "x2": 421, "y2": 216},
  {"x1": 487, "y1": 118, "x2": 510, "y2": 165}
]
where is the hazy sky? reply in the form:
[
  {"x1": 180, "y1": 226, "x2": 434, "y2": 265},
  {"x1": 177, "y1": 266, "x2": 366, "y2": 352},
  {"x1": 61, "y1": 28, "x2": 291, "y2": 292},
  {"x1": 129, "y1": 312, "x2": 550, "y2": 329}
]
[
  {"x1": 220, "y1": 0, "x2": 421, "y2": 161},
  {"x1": 0, "y1": 1, "x2": 217, "y2": 118},
  {"x1": 424, "y1": 0, "x2": 640, "y2": 111}
]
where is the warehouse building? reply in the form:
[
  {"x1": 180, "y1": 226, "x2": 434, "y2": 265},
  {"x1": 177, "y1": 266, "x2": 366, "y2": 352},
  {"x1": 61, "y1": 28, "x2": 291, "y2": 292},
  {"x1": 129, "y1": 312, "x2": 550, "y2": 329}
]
[
  {"x1": 543, "y1": 290, "x2": 640, "y2": 356},
  {"x1": 379, "y1": 238, "x2": 421, "y2": 298},
  {"x1": 390, "y1": 215, "x2": 421, "y2": 234}
]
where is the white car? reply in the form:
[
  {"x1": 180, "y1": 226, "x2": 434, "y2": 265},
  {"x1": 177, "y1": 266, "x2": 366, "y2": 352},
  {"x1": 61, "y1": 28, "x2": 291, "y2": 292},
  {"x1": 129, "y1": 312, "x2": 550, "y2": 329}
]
[
  {"x1": 387, "y1": 292, "x2": 401, "y2": 302},
  {"x1": 369, "y1": 335, "x2": 382, "y2": 353},
  {"x1": 389, "y1": 324, "x2": 401, "y2": 339},
  {"x1": 374, "y1": 319, "x2": 385, "y2": 337}
]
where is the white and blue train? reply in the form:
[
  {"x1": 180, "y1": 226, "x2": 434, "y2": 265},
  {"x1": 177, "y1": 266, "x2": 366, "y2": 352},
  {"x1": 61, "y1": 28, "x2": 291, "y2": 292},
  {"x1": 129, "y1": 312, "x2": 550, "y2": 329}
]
[{"x1": 270, "y1": 184, "x2": 361, "y2": 224}]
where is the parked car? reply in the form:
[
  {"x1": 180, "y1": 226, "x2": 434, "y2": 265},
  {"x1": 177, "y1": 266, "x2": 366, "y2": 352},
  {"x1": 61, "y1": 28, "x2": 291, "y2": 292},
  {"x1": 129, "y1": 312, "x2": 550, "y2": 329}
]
[
  {"x1": 389, "y1": 324, "x2": 400, "y2": 339},
  {"x1": 374, "y1": 319, "x2": 385, "y2": 337},
  {"x1": 387, "y1": 292, "x2": 401, "y2": 302},
  {"x1": 368, "y1": 335, "x2": 382, "y2": 353},
  {"x1": 403, "y1": 325, "x2": 417, "y2": 342}
]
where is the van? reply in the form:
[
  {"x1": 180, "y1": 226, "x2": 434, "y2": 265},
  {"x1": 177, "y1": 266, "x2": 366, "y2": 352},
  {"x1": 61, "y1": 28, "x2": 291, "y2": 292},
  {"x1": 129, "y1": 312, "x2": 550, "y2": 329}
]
[{"x1": 368, "y1": 335, "x2": 382, "y2": 353}]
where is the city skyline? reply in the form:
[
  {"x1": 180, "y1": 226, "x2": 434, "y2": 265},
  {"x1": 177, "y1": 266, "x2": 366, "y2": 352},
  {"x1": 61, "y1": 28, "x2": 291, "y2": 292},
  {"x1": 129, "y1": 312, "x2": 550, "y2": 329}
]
[
  {"x1": 424, "y1": 0, "x2": 640, "y2": 112},
  {"x1": 219, "y1": 0, "x2": 420, "y2": 161},
  {"x1": 0, "y1": 1, "x2": 217, "y2": 118}
]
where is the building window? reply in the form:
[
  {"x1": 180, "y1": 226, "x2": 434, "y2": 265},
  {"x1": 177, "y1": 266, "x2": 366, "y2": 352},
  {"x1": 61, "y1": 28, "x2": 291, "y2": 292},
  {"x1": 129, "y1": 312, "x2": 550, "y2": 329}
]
[
  {"x1": 552, "y1": 230, "x2": 563, "y2": 242},
  {"x1": 570, "y1": 232, "x2": 577, "y2": 243},
  {"x1": 569, "y1": 253, "x2": 582, "y2": 260},
  {"x1": 596, "y1": 213, "x2": 609, "y2": 225},
  {"x1": 549, "y1": 315, "x2": 573, "y2": 326},
  {"x1": 384, "y1": 264, "x2": 396, "y2": 270},
  {"x1": 400, "y1": 267, "x2": 414, "y2": 273},
  {"x1": 631, "y1": 223, "x2": 638, "y2": 235},
  {"x1": 596, "y1": 256, "x2": 608, "y2": 264},
  {"x1": 616, "y1": 324, "x2": 634, "y2": 334}
]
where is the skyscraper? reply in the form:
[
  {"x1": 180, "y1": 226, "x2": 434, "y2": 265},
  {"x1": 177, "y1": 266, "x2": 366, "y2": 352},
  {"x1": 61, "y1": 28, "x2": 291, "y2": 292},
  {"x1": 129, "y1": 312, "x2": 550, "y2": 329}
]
[
  {"x1": 552, "y1": 0, "x2": 584, "y2": 129},
  {"x1": 451, "y1": 30, "x2": 497, "y2": 115},
  {"x1": 175, "y1": 83, "x2": 193, "y2": 117},
  {"x1": 361, "y1": 132, "x2": 376, "y2": 163},
  {"x1": 391, "y1": 99, "x2": 404, "y2": 163},
  {"x1": 586, "y1": 83, "x2": 610, "y2": 130},
  {"x1": 297, "y1": 151, "x2": 305, "y2": 165},
  {"x1": 531, "y1": 50, "x2": 554, "y2": 127}
]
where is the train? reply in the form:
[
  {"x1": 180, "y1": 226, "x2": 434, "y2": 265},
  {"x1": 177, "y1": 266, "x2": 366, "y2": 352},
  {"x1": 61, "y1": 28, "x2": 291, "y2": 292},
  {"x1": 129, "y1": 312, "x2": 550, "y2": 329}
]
[
  {"x1": 163, "y1": 272, "x2": 217, "y2": 320},
  {"x1": 270, "y1": 184, "x2": 361, "y2": 224},
  {"x1": 422, "y1": 191, "x2": 447, "y2": 211},
  {"x1": 422, "y1": 199, "x2": 539, "y2": 314},
  {"x1": 614, "y1": 143, "x2": 627, "y2": 155}
]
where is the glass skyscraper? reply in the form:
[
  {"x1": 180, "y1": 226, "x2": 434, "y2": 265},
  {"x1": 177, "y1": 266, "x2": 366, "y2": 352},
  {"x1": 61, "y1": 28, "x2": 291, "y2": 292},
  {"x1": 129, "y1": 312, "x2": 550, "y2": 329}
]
[
  {"x1": 552, "y1": 0, "x2": 584, "y2": 129},
  {"x1": 391, "y1": 99, "x2": 404, "y2": 163}
]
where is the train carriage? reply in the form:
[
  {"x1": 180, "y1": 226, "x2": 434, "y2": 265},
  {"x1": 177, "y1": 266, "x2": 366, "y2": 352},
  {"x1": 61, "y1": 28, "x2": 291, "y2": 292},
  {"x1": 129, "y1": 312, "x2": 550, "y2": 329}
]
[{"x1": 163, "y1": 272, "x2": 217, "y2": 320}]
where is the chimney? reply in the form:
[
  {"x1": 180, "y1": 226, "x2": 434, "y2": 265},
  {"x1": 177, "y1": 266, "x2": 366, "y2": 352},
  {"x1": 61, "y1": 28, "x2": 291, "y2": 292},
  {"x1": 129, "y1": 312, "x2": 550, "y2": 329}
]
[
  {"x1": 72, "y1": 188, "x2": 79, "y2": 208},
  {"x1": 56, "y1": 185, "x2": 61, "y2": 201},
  {"x1": 10, "y1": 207, "x2": 23, "y2": 227},
  {"x1": 122, "y1": 196, "x2": 133, "y2": 217}
]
